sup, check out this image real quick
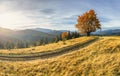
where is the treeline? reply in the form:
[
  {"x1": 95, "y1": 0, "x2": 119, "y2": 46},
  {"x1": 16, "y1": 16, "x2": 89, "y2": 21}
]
[
  {"x1": 0, "y1": 38, "x2": 50, "y2": 50},
  {"x1": 0, "y1": 31, "x2": 80, "y2": 50},
  {"x1": 54, "y1": 31, "x2": 81, "y2": 43}
]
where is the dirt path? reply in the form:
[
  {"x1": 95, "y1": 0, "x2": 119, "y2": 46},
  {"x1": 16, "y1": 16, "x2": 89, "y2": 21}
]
[{"x1": 0, "y1": 38, "x2": 100, "y2": 61}]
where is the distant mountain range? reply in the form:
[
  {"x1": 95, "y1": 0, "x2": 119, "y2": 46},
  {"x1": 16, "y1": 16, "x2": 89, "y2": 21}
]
[
  {"x1": 0, "y1": 27, "x2": 66, "y2": 43},
  {"x1": 0, "y1": 27, "x2": 119, "y2": 43},
  {"x1": 92, "y1": 29, "x2": 120, "y2": 36},
  {"x1": 33, "y1": 28, "x2": 64, "y2": 35}
]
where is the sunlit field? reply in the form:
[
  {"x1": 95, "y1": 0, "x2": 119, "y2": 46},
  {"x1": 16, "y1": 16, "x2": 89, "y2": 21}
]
[
  {"x1": 0, "y1": 36, "x2": 120, "y2": 76},
  {"x1": 0, "y1": 0, "x2": 120, "y2": 76},
  {"x1": 0, "y1": 37, "x2": 95, "y2": 55}
]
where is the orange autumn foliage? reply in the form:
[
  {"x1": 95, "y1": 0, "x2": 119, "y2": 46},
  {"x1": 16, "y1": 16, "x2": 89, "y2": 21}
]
[
  {"x1": 76, "y1": 9, "x2": 101, "y2": 36},
  {"x1": 61, "y1": 32, "x2": 69, "y2": 39}
]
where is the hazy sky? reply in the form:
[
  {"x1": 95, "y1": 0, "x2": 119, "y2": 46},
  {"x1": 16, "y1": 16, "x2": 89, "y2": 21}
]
[{"x1": 0, "y1": 0, "x2": 119, "y2": 30}]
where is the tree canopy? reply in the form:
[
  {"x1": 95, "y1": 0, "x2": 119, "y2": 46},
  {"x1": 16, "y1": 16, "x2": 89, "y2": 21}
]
[{"x1": 76, "y1": 9, "x2": 101, "y2": 36}]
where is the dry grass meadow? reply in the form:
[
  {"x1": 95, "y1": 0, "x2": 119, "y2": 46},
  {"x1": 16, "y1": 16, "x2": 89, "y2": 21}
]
[
  {"x1": 0, "y1": 36, "x2": 120, "y2": 76},
  {"x1": 0, "y1": 37, "x2": 95, "y2": 55}
]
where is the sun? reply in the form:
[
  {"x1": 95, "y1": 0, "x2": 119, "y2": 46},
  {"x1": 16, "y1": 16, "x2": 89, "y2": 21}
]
[{"x1": 0, "y1": 11, "x2": 32, "y2": 29}]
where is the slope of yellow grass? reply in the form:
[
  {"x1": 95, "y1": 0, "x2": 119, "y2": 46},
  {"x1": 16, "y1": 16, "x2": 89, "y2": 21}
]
[
  {"x1": 0, "y1": 36, "x2": 120, "y2": 76},
  {"x1": 0, "y1": 37, "x2": 95, "y2": 55}
]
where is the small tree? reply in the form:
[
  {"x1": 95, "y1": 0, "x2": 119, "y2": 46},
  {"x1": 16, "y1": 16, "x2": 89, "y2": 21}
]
[
  {"x1": 61, "y1": 32, "x2": 69, "y2": 44},
  {"x1": 76, "y1": 9, "x2": 101, "y2": 36},
  {"x1": 61, "y1": 32, "x2": 69, "y2": 39}
]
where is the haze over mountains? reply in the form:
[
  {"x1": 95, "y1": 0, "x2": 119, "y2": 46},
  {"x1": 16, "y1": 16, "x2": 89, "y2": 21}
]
[
  {"x1": 0, "y1": 27, "x2": 120, "y2": 43},
  {"x1": 0, "y1": 27, "x2": 64, "y2": 42},
  {"x1": 92, "y1": 29, "x2": 120, "y2": 36}
]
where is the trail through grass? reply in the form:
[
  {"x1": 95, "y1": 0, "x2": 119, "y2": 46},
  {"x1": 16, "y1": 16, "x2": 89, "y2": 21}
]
[
  {"x1": 0, "y1": 37, "x2": 95, "y2": 55},
  {"x1": 0, "y1": 37, "x2": 99, "y2": 61},
  {"x1": 0, "y1": 36, "x2": 120, "y2": 76}
]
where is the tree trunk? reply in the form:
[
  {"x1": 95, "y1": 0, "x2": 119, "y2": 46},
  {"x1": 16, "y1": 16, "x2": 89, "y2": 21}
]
[{"x1": 87, "y1": 32, "x2": 90, "y2": 36}]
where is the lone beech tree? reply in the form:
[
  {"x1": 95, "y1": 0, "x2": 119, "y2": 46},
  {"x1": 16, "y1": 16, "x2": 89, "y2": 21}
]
[{"x1": 76, "y1": 9, "x2": 101, "y2": 36}]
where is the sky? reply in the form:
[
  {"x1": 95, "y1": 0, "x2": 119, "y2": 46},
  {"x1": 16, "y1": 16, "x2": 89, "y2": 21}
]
[{"x1": 0, "y1": 0, "x2": 120, "y2": 31}]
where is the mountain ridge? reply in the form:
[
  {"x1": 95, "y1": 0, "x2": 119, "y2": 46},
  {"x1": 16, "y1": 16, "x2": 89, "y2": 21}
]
[{"x1": 0, "y1": 27, "x2": 119, "y2": 43}]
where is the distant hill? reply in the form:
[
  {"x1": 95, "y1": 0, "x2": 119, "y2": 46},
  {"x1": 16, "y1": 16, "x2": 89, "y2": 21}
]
[
  {"x1": 33, "y1": 28, "x2": 55, "y2": 33},
  {"x1": 0, "y1": 27, "x2": 59, "y2": 43},
  {"x1": 32, "y1": 28, "x2": 67, "y2": 36},
  {"x1": 0, "y1": 27, "x2": 18, "y2": 42},
  {"x1": 0, "y1": 27, "x2": 70, "y2": 43},
  {"x1": 92, "y1": 29, "x2": 120, "y2": 36},
  {"x1": 0, "y1": 27, "x2": 119, "y2": 43},
  {"x1": 13, "y1": 29, "x2": 55, "y2": 42}
]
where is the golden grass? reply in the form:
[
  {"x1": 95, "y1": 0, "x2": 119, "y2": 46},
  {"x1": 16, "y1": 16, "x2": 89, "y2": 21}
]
[
  {"x1": 0, "y1": 36, "x2": 120, "y2": 76},
  {"x1": 0, "y1": 37, "x2": 95, "y2": 55}
]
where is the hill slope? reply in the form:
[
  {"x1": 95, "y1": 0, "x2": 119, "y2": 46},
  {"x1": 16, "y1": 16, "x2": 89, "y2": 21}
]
[
  {"x1": 0, "y1": 37, "x2": 98, "y2": 60},
  {"x1": 0, "y1": 36, "x2": 120, "y2": 76},
  {"x1": 33, "y1": 28, "x2": 63, "y2": 35},
  {"x1": 13, "y1": 29, "x2": 55, "y2": 41},
  {"x1": 0, "y1": 27, "x2": 56, "y2": 42},
  {"x1": 93, "y1": 29, "x2": 120, "y2": 36},
  {"x1": 0, "y1": 37, "x2": 95, "y2": 55}
]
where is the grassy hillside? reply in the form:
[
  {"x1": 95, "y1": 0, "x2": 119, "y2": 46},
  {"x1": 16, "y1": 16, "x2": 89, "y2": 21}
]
[
  {"x1": 0, "y1": 36, "x2": 120, "y2": 76},
  {"x1": 0, "y1": 37, "x2": 95, "y2": 55}
]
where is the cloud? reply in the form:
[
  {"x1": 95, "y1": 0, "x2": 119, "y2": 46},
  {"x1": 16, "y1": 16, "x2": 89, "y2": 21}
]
[
  {"x1": 99, "y1": 17, "x2": 112, "y2": 23},
  {"x1": 40, "y1": 8, "x2": 55, "y2": 15},
  {"x1": 0, "y1": 0, "x2": 120, "y2": 30}
]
